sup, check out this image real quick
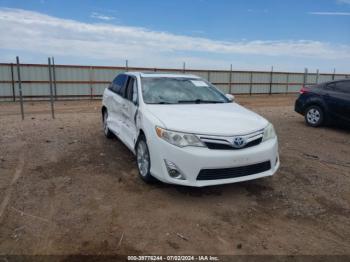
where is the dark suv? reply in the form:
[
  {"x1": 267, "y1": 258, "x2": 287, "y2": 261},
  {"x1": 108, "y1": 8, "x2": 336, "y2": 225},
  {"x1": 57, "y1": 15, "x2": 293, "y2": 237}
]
[{"x1": 295, "y1": 79, "x2": 350, "y2": 127}]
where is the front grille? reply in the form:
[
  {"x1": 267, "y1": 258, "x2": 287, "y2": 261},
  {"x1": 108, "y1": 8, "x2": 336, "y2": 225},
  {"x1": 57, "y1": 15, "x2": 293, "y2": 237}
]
[
  {"x1": 198, "y1": 129, "x2": 264, "y2": 151},
  {"x1": 197, "y1": 161, "x2": 271, "y2": 180},
  {"x1": 205, "y1": 137, "x2": 262, "y2": 150}
]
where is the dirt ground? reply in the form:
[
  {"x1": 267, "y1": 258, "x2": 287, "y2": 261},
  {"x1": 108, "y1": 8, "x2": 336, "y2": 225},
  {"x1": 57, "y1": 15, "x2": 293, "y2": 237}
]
[{"x1": 0, "y1": 94, "x2": 349, "y2": 256}]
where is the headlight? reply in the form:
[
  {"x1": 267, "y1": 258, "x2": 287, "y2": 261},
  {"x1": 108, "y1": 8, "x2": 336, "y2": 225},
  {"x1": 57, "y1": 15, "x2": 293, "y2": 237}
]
[
  {"x1": 262, "y1": 123, "x2": 276, "y2": 142},
  {"x1": 155, "y1": 127, "x2": 205, "y2": 147}
]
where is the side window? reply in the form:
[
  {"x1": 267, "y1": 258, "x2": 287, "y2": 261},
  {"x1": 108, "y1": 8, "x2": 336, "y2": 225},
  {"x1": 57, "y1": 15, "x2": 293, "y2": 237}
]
[
  {"x1": 110, "y1": 74, "x2": 127, "y2": 95},
  {"x1": 326, "y1": 82, "x2": 336, "y2": 90},
  {"x1": 124, "y1": 77, "x2": 138, "y2": 103},
  {"x1": 132, "y1": 80, "x2": 138, "y2": 104},
  {"x1": 126, "y1": 77, "x2": 134, "y2": 100},
  {"x1": 335, "y1": 81, "x2": 350, "y2": 94},
  {"x1": 120, "y1": 76, "x2": 129, "y2": 98}
]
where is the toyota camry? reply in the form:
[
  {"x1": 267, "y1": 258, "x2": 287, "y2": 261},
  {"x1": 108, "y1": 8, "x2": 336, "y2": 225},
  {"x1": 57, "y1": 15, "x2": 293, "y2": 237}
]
[{"x1": 101, "y1": 72, "x2": 279, "y2": 187}]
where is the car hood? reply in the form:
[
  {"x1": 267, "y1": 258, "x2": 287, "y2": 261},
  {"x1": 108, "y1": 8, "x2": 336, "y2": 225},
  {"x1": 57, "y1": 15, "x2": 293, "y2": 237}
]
[{"x1": 145, "y1": 102, "x2": 268, "y2": 136}]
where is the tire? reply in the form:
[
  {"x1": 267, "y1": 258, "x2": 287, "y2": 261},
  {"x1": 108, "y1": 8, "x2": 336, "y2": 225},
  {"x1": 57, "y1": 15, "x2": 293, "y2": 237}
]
[
  {"x1": 305, "y1": 105, "x2": 324, "y2": 127},
  {"x1": 102, "y1": 110, "x2": 114, "y2": 138},
  {"x1": 135, "y1": 135, "x2": 154, "y2": 183}
]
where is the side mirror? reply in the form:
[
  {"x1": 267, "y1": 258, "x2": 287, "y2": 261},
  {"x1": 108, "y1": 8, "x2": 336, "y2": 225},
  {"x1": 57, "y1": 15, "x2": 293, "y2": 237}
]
[{"x1": 225, "y1": 94, "x2": 235, "y2": 102}]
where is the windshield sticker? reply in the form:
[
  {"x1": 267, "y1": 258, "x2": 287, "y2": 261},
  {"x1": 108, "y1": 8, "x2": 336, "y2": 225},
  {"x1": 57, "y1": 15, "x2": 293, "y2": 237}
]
[{"x1": 191, "y1": 80, "x2": 209, "y2": 87}]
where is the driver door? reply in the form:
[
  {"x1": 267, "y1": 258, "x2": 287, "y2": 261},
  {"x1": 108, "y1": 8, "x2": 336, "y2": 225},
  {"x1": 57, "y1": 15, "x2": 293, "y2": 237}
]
[
  {"x1": 120, "y1": 76, "x2": 139, "y2": 150},
  {"x1": 105, "y1": 74, "x2": 127, "y2": 135}
]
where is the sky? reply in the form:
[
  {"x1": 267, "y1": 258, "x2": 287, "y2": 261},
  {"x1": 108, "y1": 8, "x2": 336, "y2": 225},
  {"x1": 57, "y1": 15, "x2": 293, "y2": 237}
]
[{"x1": 0, "y1": 0, "x2": 349, "y2": 72}]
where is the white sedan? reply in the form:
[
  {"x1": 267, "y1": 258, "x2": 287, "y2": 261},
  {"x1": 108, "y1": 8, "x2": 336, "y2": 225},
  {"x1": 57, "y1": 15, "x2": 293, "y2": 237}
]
[{"x1": 102, "y1": 72, "x2": 279, "y2": 187}]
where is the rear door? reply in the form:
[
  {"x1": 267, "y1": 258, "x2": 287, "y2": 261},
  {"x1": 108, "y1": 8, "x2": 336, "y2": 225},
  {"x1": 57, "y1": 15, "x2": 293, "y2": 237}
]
[
  {"x1": 323, "y1": 81, "x2": 350, "y2": 122},
  {"x1": 119, "y1": 76, "x2": 139, "y2": 150},
  {"x1": 106, "y1": 74, "x2": 128, "y2": 135},
  {"x1": 334, "y1": 81, "x2": 350, "y2": 122}
]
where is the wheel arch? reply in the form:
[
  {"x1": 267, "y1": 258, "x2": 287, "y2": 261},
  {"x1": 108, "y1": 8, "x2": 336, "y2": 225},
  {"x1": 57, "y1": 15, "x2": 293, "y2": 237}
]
[
  {"x1": 101, "y1": 105, "x2": 107, "y2": 116},
  {"x1": 303, "y1": 99, "x2": 327, "y2": 115},
  {"x1": 135, "y1": 129, "x2": 146, "y2": 148}
]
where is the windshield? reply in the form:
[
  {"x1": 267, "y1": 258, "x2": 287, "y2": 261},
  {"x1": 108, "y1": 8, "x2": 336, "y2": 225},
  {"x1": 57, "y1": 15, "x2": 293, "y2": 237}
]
[{"x1": 141, "y1": 77, "x2": 229, "y2": 104}]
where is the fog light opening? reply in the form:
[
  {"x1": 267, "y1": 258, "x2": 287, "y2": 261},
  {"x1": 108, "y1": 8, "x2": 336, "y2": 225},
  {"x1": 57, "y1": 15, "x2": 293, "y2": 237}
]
[{"x1": 164, "y1": 159, "x2": 185, "y2": 180}]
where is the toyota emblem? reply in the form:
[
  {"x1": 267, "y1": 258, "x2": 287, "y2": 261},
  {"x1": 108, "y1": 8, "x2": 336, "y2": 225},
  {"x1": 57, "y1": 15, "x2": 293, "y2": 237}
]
[{"x1": 232, "y1": 136, "x2": 247, "y2": 148}]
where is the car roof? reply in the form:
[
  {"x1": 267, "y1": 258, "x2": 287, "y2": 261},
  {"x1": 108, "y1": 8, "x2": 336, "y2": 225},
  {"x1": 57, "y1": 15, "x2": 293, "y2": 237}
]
[
  {"x1": 125, "y1": 71, "x2": 200, "y2": 79},
  {"x1": 324, "y1": 79, "x2": 350, "y2": 85}
]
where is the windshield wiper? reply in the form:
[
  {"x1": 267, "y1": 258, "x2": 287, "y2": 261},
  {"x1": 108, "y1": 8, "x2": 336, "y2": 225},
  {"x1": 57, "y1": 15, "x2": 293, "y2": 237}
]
[{"x1": 177, "y1": 99, "x2": 225, "y2": 104}]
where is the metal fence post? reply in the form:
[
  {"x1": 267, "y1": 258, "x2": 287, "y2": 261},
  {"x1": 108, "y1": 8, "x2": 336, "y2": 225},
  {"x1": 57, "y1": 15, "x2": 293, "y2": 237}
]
[
  {"x1": 249, "y1": 71, "x2": 253, "y2": 95},
  {"x1": 303, "y1": 68, "x2": 308, "y2": 86},
  {"x1": 332, "y1": 68, "x2": 336, "y2": 80},
  {"x1": 10, "y1": 63, "x2": 15, "y2": 102},
  {"x1": 48, "y1": 57, "x2": 55, "y2": 119},
  {"x1": 269, "y1": 66, "x2": 273, "y2": 95},
  {"x1": 125, "y1": 60, "x2": 128, "y2": 72},
  {"x1": 16, "y1": 57, "x2": 24, "y2": 120},
  {"x1": 286, "y1": 73, "x2": 289, "y2": 94},
  {"x1": 52, "y1": 57, "x2": 57, "y2": 100},
  {"x1": 183, "y1": 62, "x2": 186, "y2": 74},
  {"x1": 89, "y1": 66, "x2": 93, "y2": 100},
  {"x1": 316, "y1": 69, "x2": 319, "y2": 84},
  {"x1": 229, "y1": 64, "x2": 233, "y2": 93}
]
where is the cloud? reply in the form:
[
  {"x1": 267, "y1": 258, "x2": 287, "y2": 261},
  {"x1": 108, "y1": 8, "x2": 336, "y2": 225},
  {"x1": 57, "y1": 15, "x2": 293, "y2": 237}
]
[
  {"x1": 90, "y1": 12, "x2": 115, "y2": 21},
  {"x1": 308, "y1": 11, "x2": 350, "y2": 16},
  {"x1": 0, "y1": 8, "x2": 349, "y2": 70}
]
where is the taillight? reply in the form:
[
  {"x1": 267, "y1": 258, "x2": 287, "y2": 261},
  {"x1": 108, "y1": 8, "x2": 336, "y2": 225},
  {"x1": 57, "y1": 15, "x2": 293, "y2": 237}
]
[{"x1": 299, "y1": 86, "x2": 310, "y2": 94}]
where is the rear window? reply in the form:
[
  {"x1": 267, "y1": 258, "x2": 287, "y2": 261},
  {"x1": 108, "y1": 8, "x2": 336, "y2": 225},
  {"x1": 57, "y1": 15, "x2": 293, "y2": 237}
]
[{"x1": 335, "y1": 81, "x2": 350, "y2": 94}]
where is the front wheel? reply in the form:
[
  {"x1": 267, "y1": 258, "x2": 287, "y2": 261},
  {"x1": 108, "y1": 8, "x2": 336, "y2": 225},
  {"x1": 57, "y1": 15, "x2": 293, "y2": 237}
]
[
  {"x1": 305, "y1": 105, "x2": 324, "y2": 127},
  {"x1": 136, "y1": 136, "x2": 154, "y2": 183},
  {"x1": 102, "y1": 110, "x2": 114, "y2": 138}
]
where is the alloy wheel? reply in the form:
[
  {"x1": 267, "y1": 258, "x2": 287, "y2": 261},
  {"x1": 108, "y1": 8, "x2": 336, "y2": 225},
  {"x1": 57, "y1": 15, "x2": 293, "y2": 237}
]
[
  {"x1": 306, "y1": 108, "x2": 320, "y2": 125},
  {"x1": 137, "y1": 140, "x2": 150, "y2": 177}
]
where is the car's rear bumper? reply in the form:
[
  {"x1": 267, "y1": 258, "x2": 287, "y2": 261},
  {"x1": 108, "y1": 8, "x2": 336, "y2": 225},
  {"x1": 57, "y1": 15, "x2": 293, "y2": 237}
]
[{"x1": 149, "y1": 137, "x2": 279, "y2": 187}]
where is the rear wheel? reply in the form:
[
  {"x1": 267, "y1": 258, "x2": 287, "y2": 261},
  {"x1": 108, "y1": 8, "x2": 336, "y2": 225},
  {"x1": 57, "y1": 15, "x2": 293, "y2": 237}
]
[
  {"x1": 102, "y1": 110, "x2": 114, "y2": 138},
  {"x1": 305, "y1": 105, "x2": 324, "y2": 127},
  {"x1": 136, "y1": 135, "x2": 154, "y2": 183}
]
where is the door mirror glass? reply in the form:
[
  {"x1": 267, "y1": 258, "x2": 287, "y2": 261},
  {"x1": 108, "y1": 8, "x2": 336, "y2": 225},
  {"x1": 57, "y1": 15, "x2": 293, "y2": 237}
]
[{"x1": 225, "y1": 94, "x2": 235, "y2": 102}]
